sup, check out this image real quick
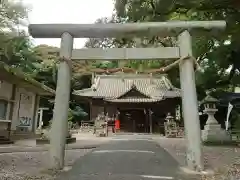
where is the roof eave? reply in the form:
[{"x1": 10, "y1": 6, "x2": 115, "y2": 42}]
[{"x1": 0, "y1": 62, "x2": 55, "y2": 96}]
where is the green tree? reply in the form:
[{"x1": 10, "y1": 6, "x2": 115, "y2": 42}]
[
  {"x1": 114, "y1": 0, "x2": 240, "y2": 92},
  {"x1": 85, "y1": 0, "x2": 240, "y2": 98},
  {"x1": 0, "y1": 0, "x2": 29, "y2": 31},
  {"x1": 0, "y1": 1, "x2": 90, "y2": 124},
  {"x1": 0, "y1": 33, "x2": 41, "y2": 73},
  {"x1": 0, "y1": 0, "x2": 36, "y2": 73},
  {"x1": 32, "y1": 45, "x2": 92, "y2": 123},
  {"x1": 84, "y1": 16, "x2": 180, "y2": 85}
]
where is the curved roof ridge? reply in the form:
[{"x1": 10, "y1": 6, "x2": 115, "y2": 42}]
[
  {"x1": 107, "y1": 80, "x2": 153, "y2": 100},
  {"x1": 96, "y1": 73, "x2": 168, "y2": 79},
  {"x1": 74, "y1": 74, "x2": 181, "y2": 100}
]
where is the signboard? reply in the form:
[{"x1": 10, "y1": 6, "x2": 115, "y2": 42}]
[
  {"x1": 19, "y1": 117, "x2": 31, "y2": 127},
  {"x1": 17, "y1": 93, "x2": 33, "y2": 128}
]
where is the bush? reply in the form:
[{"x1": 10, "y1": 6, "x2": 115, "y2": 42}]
[{"x1": 232, "y1": 112, "x2": 240, "y2": 130}]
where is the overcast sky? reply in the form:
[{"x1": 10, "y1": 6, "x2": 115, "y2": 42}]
[{"x1": 23, "y1": 0, "x2": 114, "y2": 48}]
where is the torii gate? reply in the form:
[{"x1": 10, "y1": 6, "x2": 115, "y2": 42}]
[{"x1": 28, "y1": 21, "x2": 226, "y2": 171}]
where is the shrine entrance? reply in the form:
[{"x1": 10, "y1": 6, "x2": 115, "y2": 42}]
[
  {"x1": 119, "y1": 109, "x2": 146, "y2": 133},
  {"x1": 29, "y1": 20, "x2": 226, "y2": 170}
]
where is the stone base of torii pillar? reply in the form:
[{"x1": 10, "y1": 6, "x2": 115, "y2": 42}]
[{"x1": 201, "y1": 108, "x2": 231, "y2": 143}]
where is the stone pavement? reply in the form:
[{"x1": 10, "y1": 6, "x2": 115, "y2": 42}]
[
  {"x1": 0, "y1": 132, "x2": 111, "y2": 153},
  {"x1": 0, "y1": 139, "x2": 109, "y2": 154},
  {"x1": 0, "y1": 142, "x2": 98, "y2": 154},
  {"x1": 56, "y1": 136, "x2": 190, "y2": 180}
]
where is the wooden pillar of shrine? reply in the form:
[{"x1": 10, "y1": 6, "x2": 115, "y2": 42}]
[
  {"x1": 89, "y1": 101, "x2": 92, "y2": 121},
  {"x1": 149, "y1": 109, "x2": 153, "y2": 134}
]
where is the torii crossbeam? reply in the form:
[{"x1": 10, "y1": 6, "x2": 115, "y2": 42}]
[{"x1": 28, "y1": 21, "x2": 226, "y2": 171}]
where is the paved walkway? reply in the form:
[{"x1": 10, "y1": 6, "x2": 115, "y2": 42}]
[
  {"x1": 56, "y1": 137, "x2": 183, "y2": 180},
  {"x1": 0, "y1": 140, "x2": 107, "y2": 153}
]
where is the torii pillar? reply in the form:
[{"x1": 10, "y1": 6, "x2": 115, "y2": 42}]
[
  {"x1": 50, "y1": 32, "x2": 73, "y2": 169},
  {"x1": 178, "y1": 30, "x2": 203, "y2": 171}
]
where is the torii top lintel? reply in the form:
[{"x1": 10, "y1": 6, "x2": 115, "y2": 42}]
[{"x1": 28, "y1": 21, "x2": 226, "y2": 38}]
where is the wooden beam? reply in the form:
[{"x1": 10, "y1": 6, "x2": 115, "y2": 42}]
[
  {"x1": 29, "y1": 21, "x2": 226, "y2": 38},
  {"x1": 71, "y1": 47, "x2": 180, "y2": 60}
]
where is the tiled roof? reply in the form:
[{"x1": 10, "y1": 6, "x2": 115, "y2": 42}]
[
  {"x1": 73, "y1": 74, "x2": 181, "y2": 103},
  {"x1": 201, "y1": 94, "x2": 218, "y2": 104},
  {"x1": 0, "y1": 62, "x2": 55, "y2": 96},
  {"x1": 105, "y1": 98, "x2": 161, "y2": 103}
]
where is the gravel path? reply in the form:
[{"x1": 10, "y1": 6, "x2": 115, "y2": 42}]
[
  {"x1": 155, "y1": 137, "x2": 240, "y2": 179},
  {"x1": 0, "y1": 149, "x2": 91, "y2": 180},
  {"x1": 0, "y1": 139, "x2": 108, "y2": 154},
  {"x1": 0, "y1": 134, "x2": 110, "y2": 179}
]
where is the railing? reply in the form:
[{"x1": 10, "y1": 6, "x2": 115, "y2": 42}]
[
  {"x1": 79, "y1": 122, "x2": 95, "y2": 133},
  {"x1": 77, "y1": 121, "x2": 185, "y2": 137},
  {"x1": 164, "y1": 121, "x2": 185, "y2": 138},
  {"x1": 0, "y1": 120, "x2": 11, "y2": 123}
]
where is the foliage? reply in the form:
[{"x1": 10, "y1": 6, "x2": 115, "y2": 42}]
[
  {"x1": 67, "y1": 106, "x2": 88, "y2": 129},
  {"x1": 71, "y1": 106, "x2": 88, "y2": 119},
  {"x1": 0, "y1": 32, "x2": 41, "y2": 73},
  {"x1": 0, "y1": 1, "x2": 34, "y2": 72},
  {"x1": 113, "y1": 0, "x2": 240, "y2": 91},
  {"x1": 84, "y1": 0, "x2": 240, "y2": 99},
  {"x1": 232, "y1": 110, "x2": 240, "y2": 130},
  {"x1": 0, "y1": 0, "x2": 29, "y2": 31},
  {"x1": 92, "y1": 60, "x2": 118, "y2": 69},
  {"x1": 0, "y1": 1, "x2": 90, "y2": 123},
  {"x1": 68, "y1": 108, "x2": 74, "y2": 121}
]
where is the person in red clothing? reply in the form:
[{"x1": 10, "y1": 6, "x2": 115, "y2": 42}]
[{"x1": 115, "y1": 119, "x2": 120, "y2": 132}]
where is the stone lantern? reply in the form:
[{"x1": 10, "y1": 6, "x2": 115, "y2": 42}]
[
  {"x1": 164, "y1": 113, "x2": 177, "y2": 138},
  {"x1": 165, "y1": 113, "x2": 174, "y2": 123},
  {"x1": 201, "y1": 92, "x2": 231, "y2": 143},
  {"x1": 202, "y1": 92, "x2": 219, "y2": 125}
]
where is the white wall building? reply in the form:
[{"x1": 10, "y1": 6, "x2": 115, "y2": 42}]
[{"x1": 0, "y1": 63, "x2": 54, "y2": 141}]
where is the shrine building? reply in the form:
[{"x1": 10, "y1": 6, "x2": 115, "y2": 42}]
[
  {"x1": 74, "y1": 74, "x2": 182, "y2": 134},
  {"x1": 0, "y1": 62, "x2": 55, "y2": 144}
]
